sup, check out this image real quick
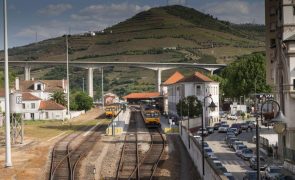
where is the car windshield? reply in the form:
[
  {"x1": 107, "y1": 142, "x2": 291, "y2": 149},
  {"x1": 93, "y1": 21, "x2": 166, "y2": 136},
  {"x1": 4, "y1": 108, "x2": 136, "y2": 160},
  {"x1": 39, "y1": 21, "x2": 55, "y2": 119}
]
[
  {"x1": 214, "y1": 123, "x2": 221, "y2": 126},
  {"x1": 205, "y1": 148, "x2": 213, "y2": 153},
  {"x1": 269, "y1": 168, "x2": 281, "y2": 173},
  {"x1": 243, "y1": 149, "x2": 253, "y2": 154},
  {"x1": 221, "y1": 125, "x2": 229, "y2": 127},
  {"x1": 237, "y1": 145, "x2": 247, "y2": 150}
]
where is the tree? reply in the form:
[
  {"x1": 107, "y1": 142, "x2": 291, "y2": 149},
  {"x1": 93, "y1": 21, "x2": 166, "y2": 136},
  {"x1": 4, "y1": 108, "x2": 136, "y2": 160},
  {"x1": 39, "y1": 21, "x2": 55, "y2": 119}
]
[
  {"x1": 220, "y1": 53, "x2": 271, "y2": 98},
  {"x1": 176, "y1": 96, "x2": 202, "y2": 118},
  {"x1": 50, "y1": 91, "x2": 67, "y2": 106},
  {"x1": 75, "y1": 92, "x2": 93, "y2": 111}
]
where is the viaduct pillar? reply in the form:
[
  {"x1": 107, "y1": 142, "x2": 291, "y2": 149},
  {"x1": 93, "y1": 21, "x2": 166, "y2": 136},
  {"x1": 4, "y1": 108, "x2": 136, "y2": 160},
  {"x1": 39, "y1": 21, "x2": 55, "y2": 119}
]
[
  {"x1": 87, "y1": 67, "x2": 94, "y2": 98},
  {"x1": 24, "y1": 65, "x2": 31, "y2": 81}
]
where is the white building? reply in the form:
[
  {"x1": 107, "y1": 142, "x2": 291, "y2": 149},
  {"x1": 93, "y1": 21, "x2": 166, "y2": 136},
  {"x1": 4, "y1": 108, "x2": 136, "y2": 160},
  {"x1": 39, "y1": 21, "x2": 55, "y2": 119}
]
[
  {"x1": 0, "y1": 78, "x2": 67, "y2": 120},
  {"x1": 160, "y1": 71, "x2": 184, "y2": 114},
  {"x1": 265, "y1": 0, "x2": 295, "y2": 172},
  {"x1": 168, "y1": 71, "x2": 219, "y2": 126}
]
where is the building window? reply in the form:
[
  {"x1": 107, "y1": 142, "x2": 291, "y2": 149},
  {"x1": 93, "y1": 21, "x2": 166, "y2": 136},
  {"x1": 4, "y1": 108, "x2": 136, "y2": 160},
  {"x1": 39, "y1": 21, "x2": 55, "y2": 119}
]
[
  {"x1": 293, "y1": 6, "x2": 295, "y2": 15},
  {"x1": 37, "y1": 84, "x2": 41, "y2": 90},
  {"x1": 22, "y1": 103, "x2": 25, "y2": 109},
  {"x1": 270, "y1": 22, "x2": 276, "y2": 31},
  {"x1": 30, "y1": 113, "x2": 34, "y2": 120},
  {"x1": 270, "y1": 7, "x2": 276, "y2": 16},
  {"x1": 31, "y1": 103, "x2": 35, "y2": 109},
  {"x1": 196, "y1": 85, "x2": 201, "y2": 95},
  {"x1": 46, "y1": 112, "x2": 49, "y2": 119},
  {"x1": 293, "y1": 79, "x2": 295, "y2": 90}
]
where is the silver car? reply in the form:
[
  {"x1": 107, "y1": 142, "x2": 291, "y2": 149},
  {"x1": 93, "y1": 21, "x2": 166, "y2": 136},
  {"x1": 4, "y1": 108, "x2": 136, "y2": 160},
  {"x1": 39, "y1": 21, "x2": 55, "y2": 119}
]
[
  {"x1": 204, "y1": 147, "x2": 214, "y2": 157},
  {"x1": 264, "y1": 166, "x2": 282, "y2": 180},
  {"x1": 235, "y1": 145, "x2": 247, "y2": 157},
  {"x1": 240, "y1": 148, "x2": 253, "y2": 160}
]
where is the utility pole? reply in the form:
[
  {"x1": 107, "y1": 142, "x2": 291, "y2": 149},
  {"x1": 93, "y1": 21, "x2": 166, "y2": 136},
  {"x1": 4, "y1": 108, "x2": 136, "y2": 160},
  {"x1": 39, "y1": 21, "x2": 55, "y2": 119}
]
[
  {"x1": 66, "y1": 35, "x2": 70, "y2": 119},
  {"x1": 101, "y1": 67, "x2": 104, "y2": 109},
  {"x1": 3, "y1": 0, "x2": 12, "y2": 167}
]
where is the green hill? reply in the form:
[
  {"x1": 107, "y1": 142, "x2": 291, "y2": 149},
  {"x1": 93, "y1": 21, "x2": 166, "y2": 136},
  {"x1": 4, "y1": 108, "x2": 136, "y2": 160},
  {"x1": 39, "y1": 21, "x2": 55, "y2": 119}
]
[{"x1": 3, "y1": 5, "x2": 265, "y2": 98}]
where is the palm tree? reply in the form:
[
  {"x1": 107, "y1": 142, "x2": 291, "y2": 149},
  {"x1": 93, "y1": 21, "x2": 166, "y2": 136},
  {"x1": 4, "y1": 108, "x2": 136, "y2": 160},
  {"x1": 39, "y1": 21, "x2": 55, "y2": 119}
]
[{"x1": 50, "y1": 91, "x2": 67, "y2": 106}]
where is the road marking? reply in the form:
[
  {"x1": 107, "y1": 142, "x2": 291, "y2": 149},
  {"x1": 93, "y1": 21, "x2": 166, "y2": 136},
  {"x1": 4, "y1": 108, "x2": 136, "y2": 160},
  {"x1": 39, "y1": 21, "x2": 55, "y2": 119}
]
[
  {"x1": 83, "y1": 122, "x2": 100, "y2": 136},
  {"x1": 47, "y1": 132, "x2": 66, "y2": 142}
]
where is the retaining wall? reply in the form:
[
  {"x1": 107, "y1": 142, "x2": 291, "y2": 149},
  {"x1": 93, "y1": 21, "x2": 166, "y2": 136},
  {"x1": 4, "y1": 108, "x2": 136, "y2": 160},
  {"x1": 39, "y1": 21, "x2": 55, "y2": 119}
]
[{"x1": 179, "y1": 125, "x2": 227, "y2": 180}]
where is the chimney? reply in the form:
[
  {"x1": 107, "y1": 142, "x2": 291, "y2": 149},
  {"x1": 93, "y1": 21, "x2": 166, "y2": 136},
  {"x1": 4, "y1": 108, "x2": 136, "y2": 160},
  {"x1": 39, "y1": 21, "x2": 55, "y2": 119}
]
[
  {"x1": 62, "y1": 79, "x2": 65, "y2": 89},
  {"x1": 15, "y1": 77, "x2": 19, "y2": 91}
]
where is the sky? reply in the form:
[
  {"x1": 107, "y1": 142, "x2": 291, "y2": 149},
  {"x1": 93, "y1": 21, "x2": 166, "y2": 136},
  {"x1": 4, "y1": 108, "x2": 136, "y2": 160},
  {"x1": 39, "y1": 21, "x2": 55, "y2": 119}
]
[{"x1": 0, "y1": 0, "x2": 265, "y2": 49}]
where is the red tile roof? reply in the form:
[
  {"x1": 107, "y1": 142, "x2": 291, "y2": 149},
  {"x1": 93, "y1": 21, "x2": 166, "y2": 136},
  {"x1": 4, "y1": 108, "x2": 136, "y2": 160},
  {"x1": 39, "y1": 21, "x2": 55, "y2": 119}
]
[
  {"x1": 39, "y1": 100, "x2": 66, "y2": 110},
  {"x1": 22, "y1": 93, "x2": 41, "y2": 101},
  {"x1": 123, "y1": 92, "x2": 160, "y2": 99},
  {"x1": 178, "y1": 72, "x2": 214, "y2": 83},
  {"x1": 18, "y1": 80, "x2": 67, "y2": 92},
  {"x1": 163, "y1": 71, "x2": 184, "y2": 85}
]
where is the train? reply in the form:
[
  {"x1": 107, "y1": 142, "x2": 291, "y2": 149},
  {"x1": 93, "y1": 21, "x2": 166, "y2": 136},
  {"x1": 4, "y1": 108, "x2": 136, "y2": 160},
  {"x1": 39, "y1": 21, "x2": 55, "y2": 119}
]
[
  {"x1": 105, "y1": 104, "x2": 120, "y2": 118},
  {"x1": 141, "y1": 105, "x2": 161, "y2": 128}
]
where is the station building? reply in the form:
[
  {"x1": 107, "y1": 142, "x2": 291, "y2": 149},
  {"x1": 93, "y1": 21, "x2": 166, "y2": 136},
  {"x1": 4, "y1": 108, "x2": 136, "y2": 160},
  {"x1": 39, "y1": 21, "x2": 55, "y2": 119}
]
[
  {"x1": 123, "y1": 92, "x2": 163, "y2": 111},
  {"x1": 167, "y1": 71, "x2": 219, "y2": 126}
]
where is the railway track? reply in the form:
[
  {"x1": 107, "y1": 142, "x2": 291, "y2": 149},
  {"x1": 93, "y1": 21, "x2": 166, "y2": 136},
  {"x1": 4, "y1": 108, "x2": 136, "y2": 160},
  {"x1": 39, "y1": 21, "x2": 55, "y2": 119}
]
[
  {"x1": 136, "y1": 128, "x2": 165, "y2": 180},
  {"x1": 116, "y1": 111, "x2": 139, "y2": 180},
  {"x1": 116, "y1": 111, "x2": 165, "y2": 180},
  {"x1": 49, "y1": 123, "x2": 107, "y2": 180}
]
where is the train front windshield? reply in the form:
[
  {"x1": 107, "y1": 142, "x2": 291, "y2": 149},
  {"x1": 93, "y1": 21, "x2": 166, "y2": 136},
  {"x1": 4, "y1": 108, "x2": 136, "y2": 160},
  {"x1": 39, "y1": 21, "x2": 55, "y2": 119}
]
[{"x1": 145, "y1": 112, "x2": 159, "y2": 118}]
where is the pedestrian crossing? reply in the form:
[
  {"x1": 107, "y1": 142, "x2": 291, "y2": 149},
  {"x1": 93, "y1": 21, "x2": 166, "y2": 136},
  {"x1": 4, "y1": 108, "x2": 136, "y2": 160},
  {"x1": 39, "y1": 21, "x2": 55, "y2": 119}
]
[{"x1": 220, "y1": 159, "x2": 248, "y2": 166}]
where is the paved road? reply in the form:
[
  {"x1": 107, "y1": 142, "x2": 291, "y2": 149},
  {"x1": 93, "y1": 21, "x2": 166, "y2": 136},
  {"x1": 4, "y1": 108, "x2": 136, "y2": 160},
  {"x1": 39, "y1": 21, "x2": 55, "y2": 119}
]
[{"x1": 206, "y1": 128, "x2": 255, "y2": 180}]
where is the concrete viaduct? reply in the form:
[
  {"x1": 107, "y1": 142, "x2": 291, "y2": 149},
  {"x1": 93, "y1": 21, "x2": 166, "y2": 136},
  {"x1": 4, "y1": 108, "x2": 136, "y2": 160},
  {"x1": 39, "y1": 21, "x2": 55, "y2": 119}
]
[{"x1": 1, "y1": 61, "x2": 227, "y2": 97}]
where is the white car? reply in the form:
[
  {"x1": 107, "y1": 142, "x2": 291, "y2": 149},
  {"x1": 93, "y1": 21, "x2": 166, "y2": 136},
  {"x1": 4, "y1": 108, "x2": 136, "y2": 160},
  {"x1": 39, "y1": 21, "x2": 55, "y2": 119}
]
[
  {"x1": 197, "y1": 128, "x2": 208, "y2": 136},
  {"x1": 218, "y1": 124, "x2": 229, "y2": 133},
  {"x1": 193, "y1": 135, "x2": 201, "y2": 143},
  {"x1": 235, "y1": 145, "x2": 247, "y2": 156},
  {"x1": 227, "y1": 115, "x2": 238, "y2": 120}
]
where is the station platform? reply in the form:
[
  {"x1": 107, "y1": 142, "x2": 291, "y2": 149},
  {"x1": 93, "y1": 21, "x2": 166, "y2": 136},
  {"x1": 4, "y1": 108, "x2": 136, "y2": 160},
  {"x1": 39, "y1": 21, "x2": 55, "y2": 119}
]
[
  {"x1": 106, "y1": 109, "x2": 130, "y2": 135},
  {"x1": 160, "y1": 116, "x2": 179, "y2": 134}
]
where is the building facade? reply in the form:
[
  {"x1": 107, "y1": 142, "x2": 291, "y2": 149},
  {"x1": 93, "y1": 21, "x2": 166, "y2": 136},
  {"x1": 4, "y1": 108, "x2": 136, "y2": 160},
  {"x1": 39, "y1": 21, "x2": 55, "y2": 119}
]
[
  {"x1": 0, "y1": 78, "x2": 67, "y2": 120},
  {"x1": 168, "y1": 72, "x2": 219, "y2": 126},
  {"x1": 265, "y1": 0, "x2": 295, "y2": 172},
  {"x1": 161, "y1": 71, "x2": 184, "y2": 114}
]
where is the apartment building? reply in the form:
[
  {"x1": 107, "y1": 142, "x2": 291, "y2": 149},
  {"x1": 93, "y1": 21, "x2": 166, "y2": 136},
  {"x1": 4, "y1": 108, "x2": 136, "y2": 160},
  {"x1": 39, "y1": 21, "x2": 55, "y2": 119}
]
[{"x1": 265, "y1": 0, "x2": 295, "y2": 172}]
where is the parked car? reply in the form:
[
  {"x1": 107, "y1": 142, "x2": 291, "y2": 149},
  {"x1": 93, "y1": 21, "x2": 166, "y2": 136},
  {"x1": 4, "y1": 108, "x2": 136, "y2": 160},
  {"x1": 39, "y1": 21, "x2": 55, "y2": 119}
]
[
  {"x1": 213, "y1": 160, "x2": 223, "y2": 168},
  {"x1": 206, "y1": 126, "x2": 214, "y2": 134},
  {"x1": 193, "y1": 135, "x2": 201, "y2": 143},
  {"x1": 225, "y1": 134, "x2": 236, "y2": 141},
  {"x1": 235, "y1": 145, "x2": 247, "y2": 156},
  {"x1": 224, "y1": 172, "x2": 235, "y2": 180},
  {"x1": 228, "y1": 115, "x2": 238, "y2": 120},
  {"x1": 228, "y1": 128, "x2": 239, "y2": 136},
  {"x1": 240, "y1": 148, "x2": 254, "y2": 160},
  {"x1": 218, "y1": 124, "x2": 230, "y2": 133},
  {"x1": 264, "y1": 165, "x2": 282, "y2": 180},
  {"x1": 241, "y1": 123, "x2": 249, "y2": 131},
  {"x1": 228, "y1": 138, "x2": 239, "y2": 148},
  {"x1": 243, "y1": 171, "x2": 257, "y2": 180},
  {"x1": 221, "y1": 121, "x2": 227, "y2": 125},
  {"x1": 245, "y1": 120, "x2": 256, "y2": 128},
  {"x1": 214, "y1": 123, "x2": 221, "y2": 130},
  {"x1": 249, "y1": 156, "x2": 267, "y2": 170},
  {"x1": 204, "y1": 147, "x2": 214, "y2": 157},
  {"x1": 209, "y1": 155, "x2": 219, "y2": 161},
  {"x1": 227, "y1": 137, "x2": 238, "y2": 146},
  {"x1": 232, "y1": 141, "x2": 244, "y2": 151},
  {"x1": 231, "y1": 123, "x2": 242, "y2": 134},
  {"x1": 197, "y1": 128, "x2": 208, "y2": 136}
]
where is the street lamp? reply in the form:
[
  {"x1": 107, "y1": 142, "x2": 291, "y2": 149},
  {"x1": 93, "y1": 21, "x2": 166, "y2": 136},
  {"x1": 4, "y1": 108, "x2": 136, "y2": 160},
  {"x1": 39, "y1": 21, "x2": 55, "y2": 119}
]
[
  {"x1": 256, "y1": 99, "x2": 286, "y2": 180},
  {"x1": 202, "y1": 94, "x2": 217, "y2": 177}
]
